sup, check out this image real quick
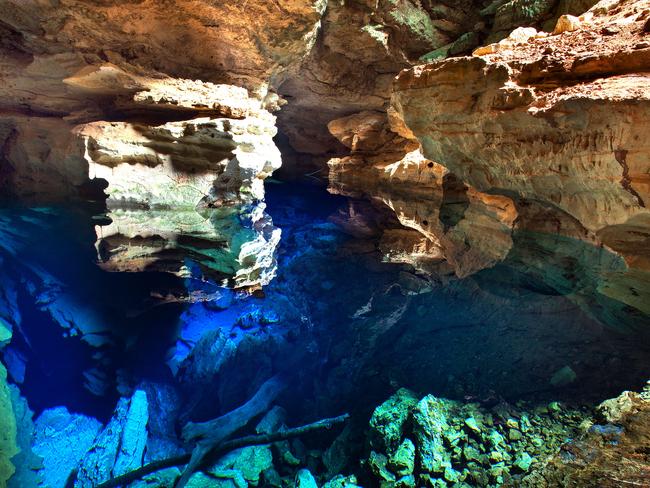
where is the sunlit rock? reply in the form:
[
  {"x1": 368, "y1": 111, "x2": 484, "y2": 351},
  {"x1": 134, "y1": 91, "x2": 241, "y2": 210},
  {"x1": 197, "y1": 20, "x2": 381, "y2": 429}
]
[
  {"x1": 77, "y1": 81, "x2": 281, "y2": 208},
  {"x1": 392, "y1": 0, "x2": 650, "y2": 233},
  {"x1": 328, "y1": 110, "x2": 518, "y2": 279}
]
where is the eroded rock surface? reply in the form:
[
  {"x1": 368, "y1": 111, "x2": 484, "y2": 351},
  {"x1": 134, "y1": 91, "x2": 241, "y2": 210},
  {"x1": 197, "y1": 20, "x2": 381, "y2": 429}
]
[
  {"x1": 276, "y1": 0, "x2": 597, "y2": 161},
  {"x1": 0, "y1": 0, "x2": 326, "y2": 202},
  {"x1": 392, "y1": 0, "x2": 650, "y2": 232}
]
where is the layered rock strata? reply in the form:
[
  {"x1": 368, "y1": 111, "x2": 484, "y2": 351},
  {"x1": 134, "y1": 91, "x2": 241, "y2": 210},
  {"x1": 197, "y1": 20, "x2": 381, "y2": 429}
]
[
  {"x1": 0, "y1": 0, "x2": 327, "y2": 201},
  {"x1": 328, "y1": 0, "x2": 650, "y2": 325},
  {"x1": 277, "y1": 0, "x2": 598, "y2": 160},
  {"x1": 95, "y1": 204, "x2": 281, "y2": 289},
  {"x1": 392, "y1": 0, "x2": 650, "y2": 232}
]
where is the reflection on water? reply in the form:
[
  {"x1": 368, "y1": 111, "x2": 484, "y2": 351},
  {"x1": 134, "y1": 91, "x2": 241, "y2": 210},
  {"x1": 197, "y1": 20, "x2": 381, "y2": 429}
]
[
  {"x1": 0, "y1": 181, "x2": 649, "y2": 486},
  {"x1": 95, "y1": 204, "x2": 280, "y2": 290}
]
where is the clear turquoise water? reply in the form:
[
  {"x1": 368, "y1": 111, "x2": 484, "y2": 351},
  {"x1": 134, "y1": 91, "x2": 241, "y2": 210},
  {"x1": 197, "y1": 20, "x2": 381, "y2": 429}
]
[{"x1": 1, "y1": 181, "x2": 648, "y2": 485}]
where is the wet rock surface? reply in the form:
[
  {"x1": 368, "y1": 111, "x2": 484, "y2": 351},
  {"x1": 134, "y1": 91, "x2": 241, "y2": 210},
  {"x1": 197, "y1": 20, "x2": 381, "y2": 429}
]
[{"x1": 364, "y1": 389, "x2": 590, "y2": 487}]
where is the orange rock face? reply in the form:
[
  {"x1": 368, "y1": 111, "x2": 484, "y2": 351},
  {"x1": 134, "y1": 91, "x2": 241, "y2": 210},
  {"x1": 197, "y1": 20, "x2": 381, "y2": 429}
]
[{"x1": 392, "y1": 0, "x2": 650, "y2": 232}]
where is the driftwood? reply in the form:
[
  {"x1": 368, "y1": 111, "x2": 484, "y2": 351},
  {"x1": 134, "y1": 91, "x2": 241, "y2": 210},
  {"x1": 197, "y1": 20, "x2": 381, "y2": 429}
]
[
  {"x1": 183, "y1": 374, "x2": 287, "y2": 443},
  {"x1": 93, "y1": 413, "x2": 350, "y2": 488},
  {"x1": 175, "y1": 374, "x2": 288, "y2": 487}
]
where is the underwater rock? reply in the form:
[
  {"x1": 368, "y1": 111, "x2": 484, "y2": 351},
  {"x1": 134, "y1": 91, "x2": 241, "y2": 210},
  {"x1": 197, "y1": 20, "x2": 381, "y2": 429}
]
[
  {"x1": 413, "y1": 395, "x2": 452, "y2": 474},
  {"x1": 0, "y1": 321, "x2": 10, "y2": 348},
  {"x1": 131, "y1": 467, "x2": 181, "y2": 488},
  {"x1": 139, "y1": 382, "x2": 183, "y2": 462},
  {"x1": 76, "y1": 390, "x2": 149, "y2": 486},
  {"x1": 365, "y1": 390, "x2": 592, "y2": 487},
  {"x1": 368, "y1": 451, "x2": 395, "y2": 484},
  {"x1": 0, "y1": 360, "x2": 18, "y2": 486},
  {"x1": 521, "y1": 384, "x2": 650, "y2": 487},
  {"x1": 295, "y1": 468, "x2": 319, "y2": 488},
  {"x1": 207, "y1": 445, "x2": 274, "y2": 486},
  {"x1": 550, "y1": 366, "x2": 578, "y2": 387},
  {"x1": 186, "y1": 471, "x2": 239, "y2": 488},
  {"x1": 322, "y1": 474, "x2": 362, "y2": 488},
  {"x1": 323, "y1": 423, "x2": 354, "y2": 478},
  {"x1": 113, "y1": 390, "x2": 149, "y2": 476},
  {"x1": 7, "y1": 386, "x2": 40, "y2": 488},
  {"x1": 369, "y1": 388, "x2": 419, "y2": 453},
  {"x1": 32, "y1": 407, "x2": 102, "y2": 488},
  {"x1": 388, "y1": 438, "x2": 416, "y2": 476},
  {"x1": 255, "y1": 405, "x2": 288, "y2": 435}
]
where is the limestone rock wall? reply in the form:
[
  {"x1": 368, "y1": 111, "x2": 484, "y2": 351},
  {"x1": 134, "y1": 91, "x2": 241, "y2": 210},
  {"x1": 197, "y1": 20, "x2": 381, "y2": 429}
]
[
  {"x1": 392, "y1": 0, "x2": 650, "y2": 232},
  {"x1": 323, "y1": 0, "x2": 650, "y2": 329},
  {"x1": 0, "y1": 0, "x2": 326, "y2": 203},
  {"x1": 276, "y1": 0, "x2": 597, "y2": 160}
]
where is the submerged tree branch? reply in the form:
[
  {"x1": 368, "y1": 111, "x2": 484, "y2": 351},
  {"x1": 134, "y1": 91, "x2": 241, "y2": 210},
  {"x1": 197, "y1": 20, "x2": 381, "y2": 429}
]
[
  {"x1": 93, "y1": 414, "x2": 350, "y2": 488},
  {"x1": 176, "y1": 374, "x2": 288, "y2": 488}
]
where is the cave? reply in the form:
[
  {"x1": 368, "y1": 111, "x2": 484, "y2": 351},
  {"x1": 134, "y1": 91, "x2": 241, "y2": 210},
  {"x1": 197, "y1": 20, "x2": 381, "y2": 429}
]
[{"x1": 0, "y1": 1, "x2": 649, "y2": 487}]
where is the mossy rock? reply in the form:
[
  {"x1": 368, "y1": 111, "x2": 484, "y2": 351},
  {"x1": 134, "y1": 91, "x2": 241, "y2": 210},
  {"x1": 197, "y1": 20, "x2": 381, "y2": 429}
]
[
  {"x1": 413, "y1": 395, "x2": 453, "y2": 474},
  {"x1": 388, "y1": 438, "x2": 416, "y2": 476},
  {"x1": 0, "y1": 362, "x2": 18, "y2": 486},
  {"x1": 369, "y1": 388, "x2": 419, "y2": 452}
]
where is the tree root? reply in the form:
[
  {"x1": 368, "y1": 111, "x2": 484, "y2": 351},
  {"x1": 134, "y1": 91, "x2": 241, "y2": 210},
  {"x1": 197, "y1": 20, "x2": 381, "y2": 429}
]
[{"x1": 93, "y1": 414, "x2": 350, "y2": 488}]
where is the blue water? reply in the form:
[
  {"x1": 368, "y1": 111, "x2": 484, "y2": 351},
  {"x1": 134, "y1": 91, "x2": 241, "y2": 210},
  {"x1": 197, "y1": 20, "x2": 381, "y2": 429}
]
[{"x1": 1, "y1": 181, "x2": 649, "y2": 486}]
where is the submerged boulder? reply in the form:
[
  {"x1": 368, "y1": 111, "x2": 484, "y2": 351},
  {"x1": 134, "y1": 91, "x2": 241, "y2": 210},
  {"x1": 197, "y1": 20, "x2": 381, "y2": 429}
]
[
  {"x1": 32, "y1": 407, "x2": 102, "y2": 488},
  {"x1": 208, "y1": 445, "x2": 274, "y2": 486},
  {"x1": 76, "y1": 390, "x2": 149, "y2": 487},
  {"x1": 0, "y1": 361, "x2": 18, "y2": 486},
  {"x1": 413, "y1": 395, "x2": 452, "y2": 474},
  {"x1": 369, "y1": 388, "x2": 419, "y2": 453},
  {"x1": 295, "y1": 468, "x2": 319, "y2": 488}
]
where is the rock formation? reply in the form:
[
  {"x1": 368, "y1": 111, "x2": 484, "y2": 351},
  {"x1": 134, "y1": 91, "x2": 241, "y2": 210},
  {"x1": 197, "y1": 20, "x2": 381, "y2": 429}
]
[
  {"x1": 326, "y1": 0, "x2": 650, "y2": 325},
  {"x1": 95, "y1": 203, "x2": 281, "y2": 289},
  {"x1": 276, "y1": 0, "x2": 597, "y2": 160},
  {"x1": 0, "y1": 1, "x2": 649, "y2": 488},
  {"x1": 0, "y1": 323, "x2": 18, "y2": 486},
  {"x1": 392, "y1": 0, "x2": 650, "y2": 232},
  {"x1": 0, "y1": 0, "x2": 326, "y2": 202}
]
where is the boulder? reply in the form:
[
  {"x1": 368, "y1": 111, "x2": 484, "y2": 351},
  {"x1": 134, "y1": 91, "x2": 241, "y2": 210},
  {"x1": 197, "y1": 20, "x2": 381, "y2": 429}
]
[
  {"x1": 369, "y1": 389, "x2": 419, "y2": 452},
  {"x1": 32, "y1": 407, "x2": 102, "y2": 488},
  {"x1": 76, "y1": 390, "x2": 149, "y2": 486}
]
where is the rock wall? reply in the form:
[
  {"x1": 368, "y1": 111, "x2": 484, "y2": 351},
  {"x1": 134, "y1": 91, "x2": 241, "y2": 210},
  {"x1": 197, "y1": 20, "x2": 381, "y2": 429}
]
[
  {"x1": 392, "y1": 1, "x2": 650, "y2": 232},
  {"x1": 276, "y1": 0, "x2": 598, "y2": 163},
  {"x1": 0, "y1": 0, "x2": 326, "y2": 203},
  {"x1": 326, "y1": 0, "x2": 650, "y2": 321}
]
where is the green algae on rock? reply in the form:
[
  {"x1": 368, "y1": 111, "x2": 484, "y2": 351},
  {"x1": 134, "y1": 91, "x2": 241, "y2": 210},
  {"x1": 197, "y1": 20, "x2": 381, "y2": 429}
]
[
  {"x1": 0, "y1": 361, "x2": 18, "y2": 486},
  {"x1": 0, "y1": 323, "x2": 17, "y2": 487},
  {"x1": 363, "y1": 389, "x2": 591, "y2": 487}
]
